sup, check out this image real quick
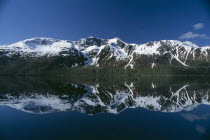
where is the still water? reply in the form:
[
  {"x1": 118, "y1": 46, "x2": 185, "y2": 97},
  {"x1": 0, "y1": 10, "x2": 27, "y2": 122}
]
[{"x1": 0, "y1": 76, "x2": 210, "y2": 140}]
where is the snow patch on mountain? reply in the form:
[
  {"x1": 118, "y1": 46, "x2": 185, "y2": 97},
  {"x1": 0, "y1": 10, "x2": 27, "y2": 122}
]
[{"x1": 0, "y1": 37, "x2": 77, "y2": 57}]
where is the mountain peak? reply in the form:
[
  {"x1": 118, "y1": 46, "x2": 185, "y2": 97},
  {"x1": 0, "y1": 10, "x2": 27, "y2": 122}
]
[{"x1": 21, "y1": 37, "x2": 59, "y2": 45}]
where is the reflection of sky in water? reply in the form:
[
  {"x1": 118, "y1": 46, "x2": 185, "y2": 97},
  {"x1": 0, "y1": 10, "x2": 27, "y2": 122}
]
[
  {"x1": 180, "y1": 105, "x2": 210, "y2": 136},
  {"x1": 1, "y1": 104, "x2": 210, "y2": 140}
]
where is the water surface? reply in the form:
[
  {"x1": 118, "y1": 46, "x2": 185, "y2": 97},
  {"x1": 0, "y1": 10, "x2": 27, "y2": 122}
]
[{"x1": 0, "y1": 76, "x2": 210, "y2": 140}]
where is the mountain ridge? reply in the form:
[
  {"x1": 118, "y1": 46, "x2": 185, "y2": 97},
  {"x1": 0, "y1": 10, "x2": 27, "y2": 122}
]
[{"x1": 0, "y1": 37, "x2": 210, "y2": 75}]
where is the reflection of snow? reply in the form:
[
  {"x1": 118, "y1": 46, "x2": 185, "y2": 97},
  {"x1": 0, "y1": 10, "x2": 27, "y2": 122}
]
[
  {"x1": 0, "y1": 83, "x2": 210, "y2": 114},
  {"x1": 0, "y1": 94, "x2": 71, "y2": 114}
]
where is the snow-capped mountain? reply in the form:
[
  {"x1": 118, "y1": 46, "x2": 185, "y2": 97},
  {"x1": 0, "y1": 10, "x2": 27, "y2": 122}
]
[
  {"x1": 0, "y1": 82, "x2": 209, "y2": 114},
  {"x1": 0, "y1": 37, "x2": 210, "y2": 69}
]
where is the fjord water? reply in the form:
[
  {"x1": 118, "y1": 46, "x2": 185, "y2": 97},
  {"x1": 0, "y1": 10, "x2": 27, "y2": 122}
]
[{"x1": 0, "y1": 76, "x2": 210, "y2": 140}]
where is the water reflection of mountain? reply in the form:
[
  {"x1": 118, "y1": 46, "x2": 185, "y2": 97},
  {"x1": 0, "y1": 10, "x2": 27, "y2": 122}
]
[{"x1": 0, "y1": 76, "x2": 210, "y2": 114}]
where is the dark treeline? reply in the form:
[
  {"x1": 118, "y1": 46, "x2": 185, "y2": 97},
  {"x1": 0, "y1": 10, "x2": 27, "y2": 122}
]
[{"x1": 0, "y1": 57, "x2": 210, "y2": 76}]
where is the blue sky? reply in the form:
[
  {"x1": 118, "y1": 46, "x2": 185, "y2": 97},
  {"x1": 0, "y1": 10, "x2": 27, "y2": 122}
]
[{"x1": 0, "y1": 0, "x2": 210, "y2": 46}]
